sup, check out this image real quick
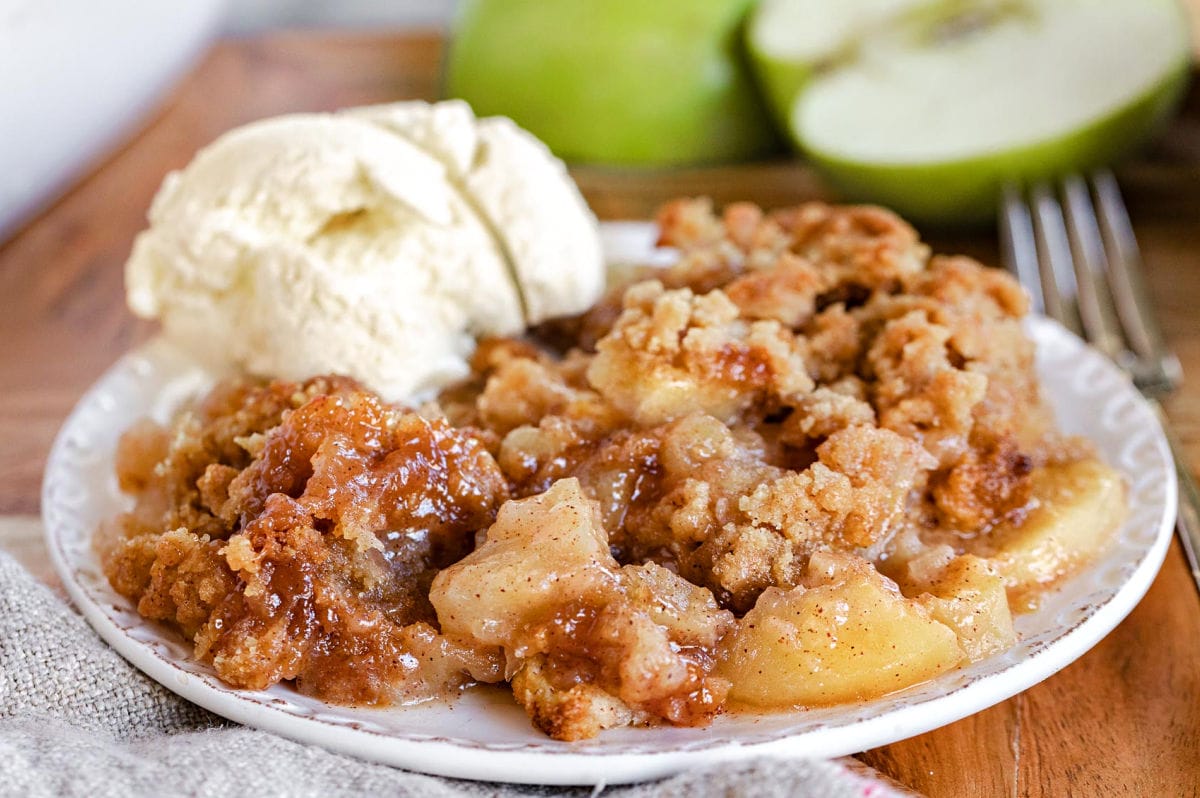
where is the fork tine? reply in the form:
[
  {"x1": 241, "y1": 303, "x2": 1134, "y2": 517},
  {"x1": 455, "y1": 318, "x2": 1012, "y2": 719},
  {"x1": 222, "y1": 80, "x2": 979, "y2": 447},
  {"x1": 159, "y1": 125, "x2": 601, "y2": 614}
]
[
  {"x1": 1091, "y1": 170, "x2": 1182, "y2": 394},
  {"x1": 1001, "y1": 184, "x2": 1044, "y2": 314},
  {"x1": 999, "y1": 173, "x2": 1200, "y2": 600},
  {"x1": 1029, "y1": 183, "x2": 1083, "y2": 335},
  {"x1": 1061, "y1": 174, "x2": 1124, "y2": 360}
]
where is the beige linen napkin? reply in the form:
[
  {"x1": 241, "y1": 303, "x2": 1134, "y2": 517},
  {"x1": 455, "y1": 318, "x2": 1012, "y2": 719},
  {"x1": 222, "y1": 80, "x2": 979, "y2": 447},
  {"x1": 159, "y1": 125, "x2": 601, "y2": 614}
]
[{"x1": 0, "y1": 547, "x2": 913, "y2": 797}]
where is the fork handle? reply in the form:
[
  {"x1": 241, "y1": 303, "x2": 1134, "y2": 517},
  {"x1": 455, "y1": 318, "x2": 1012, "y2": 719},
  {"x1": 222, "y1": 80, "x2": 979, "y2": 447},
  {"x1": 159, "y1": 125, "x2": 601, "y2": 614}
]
[{"x1": 1152, "y1": 401, "x2": 1200, "y2": 589}]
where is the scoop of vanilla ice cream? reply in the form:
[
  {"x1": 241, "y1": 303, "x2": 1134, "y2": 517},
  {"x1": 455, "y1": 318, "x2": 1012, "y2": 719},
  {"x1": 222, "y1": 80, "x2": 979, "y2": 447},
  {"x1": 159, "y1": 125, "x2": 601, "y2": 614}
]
[
  {"x1": 126, "y1": 102, "x2": 603, "y2": 400},
  {"x1": 348, "y1": 101, "x2": 605, "y2": 322}
]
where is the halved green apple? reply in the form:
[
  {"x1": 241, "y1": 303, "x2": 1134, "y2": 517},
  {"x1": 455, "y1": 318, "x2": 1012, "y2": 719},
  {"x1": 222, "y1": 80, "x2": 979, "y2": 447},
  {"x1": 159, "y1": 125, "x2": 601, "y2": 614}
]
[{"x1": 748, "y1": 0, "x2": 1191, "y2": 224}]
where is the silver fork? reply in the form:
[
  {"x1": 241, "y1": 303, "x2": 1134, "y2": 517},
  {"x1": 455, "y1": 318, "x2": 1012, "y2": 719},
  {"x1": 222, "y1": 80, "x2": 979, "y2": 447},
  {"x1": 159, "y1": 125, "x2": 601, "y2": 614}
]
[{"x1": 1000, "y1": 170, "x2": 1200, "y2": 593}]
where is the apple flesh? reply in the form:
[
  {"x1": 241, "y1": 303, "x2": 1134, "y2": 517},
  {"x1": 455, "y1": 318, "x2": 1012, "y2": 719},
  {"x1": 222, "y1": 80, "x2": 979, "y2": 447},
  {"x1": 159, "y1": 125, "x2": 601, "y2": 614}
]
[
  {"x1": 445, "y1": 0, "x2": 779, "y2": 166},
  {"x1": 748, "y1": 0, "x2": 1191, "y2": 224}
]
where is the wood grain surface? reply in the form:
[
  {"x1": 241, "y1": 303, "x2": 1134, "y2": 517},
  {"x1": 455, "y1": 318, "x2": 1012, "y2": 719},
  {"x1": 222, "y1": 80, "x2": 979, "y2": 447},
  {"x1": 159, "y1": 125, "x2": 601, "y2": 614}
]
[{"x1": 1, "y1": 32, "x2": 1197, "y2": 797}]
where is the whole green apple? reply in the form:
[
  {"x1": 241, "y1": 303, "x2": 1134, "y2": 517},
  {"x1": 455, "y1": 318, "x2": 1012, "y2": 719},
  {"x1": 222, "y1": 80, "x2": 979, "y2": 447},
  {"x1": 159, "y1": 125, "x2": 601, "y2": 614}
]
[
  {"x1": 747, "y1": 0, "x2": 1191, "y2": 225},
  {"x1": 445, "y1": 0, "x2": 780, "y2": 166}
]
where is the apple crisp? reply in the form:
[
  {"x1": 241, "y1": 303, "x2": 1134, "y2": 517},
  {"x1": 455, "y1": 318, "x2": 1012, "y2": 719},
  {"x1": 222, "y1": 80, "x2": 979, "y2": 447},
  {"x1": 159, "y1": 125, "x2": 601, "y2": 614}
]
[{"x1": 99, "y1": 199, "x2": 1125, "y2": 740}]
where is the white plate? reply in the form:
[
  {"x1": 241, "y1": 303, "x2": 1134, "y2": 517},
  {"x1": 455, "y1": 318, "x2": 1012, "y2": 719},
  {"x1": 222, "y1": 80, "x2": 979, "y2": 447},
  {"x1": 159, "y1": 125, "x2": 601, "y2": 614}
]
[{"x1": 43, "y1": 224, "x2": 1176, "y2": 786}]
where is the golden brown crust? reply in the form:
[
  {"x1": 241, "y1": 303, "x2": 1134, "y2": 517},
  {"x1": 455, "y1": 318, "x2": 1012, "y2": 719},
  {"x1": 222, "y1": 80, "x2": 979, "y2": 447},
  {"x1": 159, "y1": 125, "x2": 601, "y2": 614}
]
[
  {"x1": 100, "y1": 198, "x2": 1114, "y2": 741},
  {"x1": 101, "y1": 377, "x2": 508, "y2": 705}
]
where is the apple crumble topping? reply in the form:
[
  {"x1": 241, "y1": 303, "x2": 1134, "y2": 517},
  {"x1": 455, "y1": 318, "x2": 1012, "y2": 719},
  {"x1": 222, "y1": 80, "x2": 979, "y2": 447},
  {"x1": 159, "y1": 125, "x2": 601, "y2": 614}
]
[
  {"x1": 98, "y1": 376, "x2": 507, "y2": 704},
  {"x1": 100, "y1": 199, "x2": 1125, "y2": 740}
]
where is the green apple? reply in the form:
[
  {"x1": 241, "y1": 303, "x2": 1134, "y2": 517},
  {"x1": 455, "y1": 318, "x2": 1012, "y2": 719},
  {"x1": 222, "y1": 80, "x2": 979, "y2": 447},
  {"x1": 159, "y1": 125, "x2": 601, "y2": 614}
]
[
  {"x1": 445, "y1": 0, "x2": 780, "y2": 166},
  {"x1": 747, "y1": 0, "x2": 1191, "y2": 224}
]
